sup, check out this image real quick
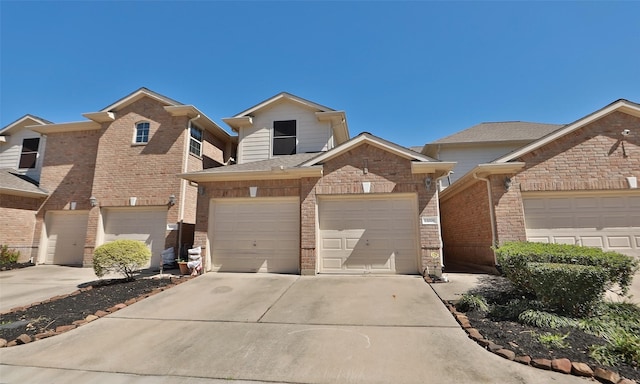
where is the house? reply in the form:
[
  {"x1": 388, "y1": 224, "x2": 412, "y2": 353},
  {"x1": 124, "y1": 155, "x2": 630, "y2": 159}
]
[
  {"x1": 180, "y1": 92, "x2": 455, "y2": 275},
  {"x1": 18, "y1": 88, "x2": 234, "y2": 267},
  {"x1": 0, "y1": 115, "x2": 51, "y2": 261},
  {"x1": 422, "y1": 121, "x2": 563, "y2": 189},
  {"x1": 435, "y1": 99, "x2": 640, "y2": 270}
]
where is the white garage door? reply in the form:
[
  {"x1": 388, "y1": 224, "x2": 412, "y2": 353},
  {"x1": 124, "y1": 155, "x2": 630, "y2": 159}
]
[
  {"x1": 45, "y1": 211, "x2": 89, "y2": 265},
  {"x1": 102, "y1": 207, "x2": 168, "y2": 269},
  {"x1": 318, "y1": 195, "x2": 419, "y2": 274},
  {"x1": 524, "y1": 194, "x2": 640, "y2": 258},
  {"x1": 210, "y1": 198, "x2": 299, "y2": 273}
]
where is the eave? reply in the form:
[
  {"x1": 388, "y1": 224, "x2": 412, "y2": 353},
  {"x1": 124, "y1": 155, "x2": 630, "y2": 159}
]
[
  {"x1": 0, "y1": 186, "x2": 49, "y2": 198},
  {"x1": 164, "y1": 105, "x2": 232, "y2": 140},
  {"x1": 411, "y1": 161, "x2": 456, "y2": 176},
  {"x1": 179, "y1": 165, "x2": 323, "y2": 183},
  {"x1": 82, "y1": 111, "x2": 115, "y2": 123},
  {"x1": 28, "y1": 121, "x2": 101, "y2": 134},
  {"x1": 439, "y1": 162, "x2": 525, "y2": 201},
  {"x1": 222, "y1": 116, "x2": 253, "y2": 132}
]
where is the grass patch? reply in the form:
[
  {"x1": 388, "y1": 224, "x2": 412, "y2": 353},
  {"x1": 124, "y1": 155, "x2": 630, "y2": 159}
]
[{"x1": 536, "y1": 332, "x2": 570, "y2": 349}]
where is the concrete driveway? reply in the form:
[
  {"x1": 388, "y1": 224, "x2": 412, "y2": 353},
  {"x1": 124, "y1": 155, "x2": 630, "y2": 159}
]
[{"x1": 0, "y1": 272, "x2": 589, "y2": 384}]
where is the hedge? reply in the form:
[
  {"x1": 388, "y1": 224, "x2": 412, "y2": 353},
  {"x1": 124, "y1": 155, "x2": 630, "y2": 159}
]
[
  {"x1": 93, "y1": 240, "x2": 151, "y2": 280},
  {"x1": 495, "y1": 241, "x2": 639, "y2": 296}
]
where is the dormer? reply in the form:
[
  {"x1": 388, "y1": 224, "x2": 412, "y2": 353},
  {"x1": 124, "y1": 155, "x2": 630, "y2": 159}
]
[{"x1": 223, "y1": 92, "x2": 349, "y2": 164}]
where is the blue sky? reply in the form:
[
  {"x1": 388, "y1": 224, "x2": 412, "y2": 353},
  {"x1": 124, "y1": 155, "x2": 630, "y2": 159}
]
[{"x1": 1, "y1": 1, "x2": 639, "y2": 147}]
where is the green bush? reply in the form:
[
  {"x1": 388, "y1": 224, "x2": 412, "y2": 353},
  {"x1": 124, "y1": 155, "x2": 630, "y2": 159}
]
[
  {"x1": 456, "y1": 294, "x2": 490, "y2": 313},
  {"x1": 495, "y1": 241, "x2": 639, "y2": 295},
  {"x1": 526, "y1": 262, "x2": 606, "y2": 316},
  {"x1": 93, "y1": 240, "x2": 151, "y2": 280},
  {"x1": 0, "y1": 245, "x2": 20, "y2": 264}
]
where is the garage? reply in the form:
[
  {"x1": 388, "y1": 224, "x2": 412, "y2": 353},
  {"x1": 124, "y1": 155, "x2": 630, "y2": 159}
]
[
  {"x1": 44, "y1": 211, "x2": 89, "y2": 265},
  {"x1": 523, "y1": 193, "x2": 640, "y2": 258},
  {"x1": 318, "y1": 195, "x2": 420, "y2": 274},
  {"x1": 102, "y1": 207, "x2": 168, "y2": 268},
  {"x1": 210, "y1": 198, "x2": 299, "y2": 273}
]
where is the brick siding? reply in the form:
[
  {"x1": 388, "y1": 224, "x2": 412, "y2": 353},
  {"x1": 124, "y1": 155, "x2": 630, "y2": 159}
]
[{"x1": 0, "y1": 195, "x2": 44, "y2": 262}]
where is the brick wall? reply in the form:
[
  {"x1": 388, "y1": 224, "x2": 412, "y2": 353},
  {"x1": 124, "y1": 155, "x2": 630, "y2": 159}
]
[
  {"x1": 440, "y1": 179, "x2": 495, "y2": 268},
  {"x1": 195, "y1": 143, "x2": 442, "y2": 275},
  {"x1": 0, "y1": 195, "x2": 43, "y2": 262}
]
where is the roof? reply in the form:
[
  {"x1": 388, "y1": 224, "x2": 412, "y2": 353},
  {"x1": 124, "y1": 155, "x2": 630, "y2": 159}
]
[
  {"x1": 496, "y1": 99, "x2": 640, "y2": 163},
  {"x1": 99, "y1": 87, "x2": 184, "y2": 112},
  {"x1": 0, "y1": 114, "x2": 52, "y2": 135},
  {"x1": 180, "y1": 132, "x2": 455, "y2": 182},
  {"x1": 429, "y1": 121, "x2": 564, "y2": 145},
  {"x1": 231, "y1": 92, "x2": 336, "y2": 118},
  {"x1": 0, "y1": 169, "x2": 49, "y2": 198}
]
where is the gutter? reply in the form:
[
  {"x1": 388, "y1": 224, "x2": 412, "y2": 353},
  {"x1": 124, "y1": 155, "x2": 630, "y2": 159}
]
[
  {"x1": 434, "y1": 171, "x2": 452, "y2": 270},
  {"x1": 178, "y1": 114, "x2": 200, "y2": 257},
  {"x1": 473, "y1": 172, "x2": 497, "y2": 265}
]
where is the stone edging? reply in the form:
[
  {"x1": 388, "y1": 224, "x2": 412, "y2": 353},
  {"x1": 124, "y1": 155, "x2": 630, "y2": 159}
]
[
  {"x1": 442, "y1": 299, "x2": 637, "y2": 384},
  {"x1": 0, "y1": 275, "x2": 195, "y2": 348}
]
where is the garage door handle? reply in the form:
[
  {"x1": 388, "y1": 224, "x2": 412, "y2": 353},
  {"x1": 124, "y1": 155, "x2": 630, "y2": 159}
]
[
  {"x1": 366, "y1": 240, "x2": 369, "y2": 246},
  {"x1": 253, "y1": 241, "x2": 256, "y2": 247}
]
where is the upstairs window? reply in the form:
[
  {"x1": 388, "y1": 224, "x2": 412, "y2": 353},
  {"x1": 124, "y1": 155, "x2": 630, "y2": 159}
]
[
  {"x1": 135, "y1": 122, "x2": 150, "y2": 144},
  {"x1": 19, "y1": 138, "x2": 40, "y2": 169},
  {"x1": 273, "y1": 120, "x2": 296, "y2": 155},
  {"x1": 190, "y1": 126, "x2": 203, "y2": 156}
]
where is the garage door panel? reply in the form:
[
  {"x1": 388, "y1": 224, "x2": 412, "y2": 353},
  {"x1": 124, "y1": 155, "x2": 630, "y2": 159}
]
[
  {"x1": 211, "y1": 199, "x2": 299, "y2": 274},
  {"x1": 45, "y1": 212, "x2": 89, "y2": 265},
  {"x1": 319, "y1": 196, "x2": 419, "y2": 274},
  {"x1": 524, "y1": 195, "x2": 639, "y2": 258}
]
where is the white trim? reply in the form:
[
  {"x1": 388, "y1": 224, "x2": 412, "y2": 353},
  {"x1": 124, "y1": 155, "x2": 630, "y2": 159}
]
[
  {"x1": 29, "y1": 121, "x2": 101, "y2": 134},
  {"x1": 133, "y1": 121, "x2": 150, "y2": 144},
  {"x1": 99, "y1": 88, "x2": 179, "y2": 112},
  {"x1": 496, "y1": 100, "x2": 640, "y2": 163}
]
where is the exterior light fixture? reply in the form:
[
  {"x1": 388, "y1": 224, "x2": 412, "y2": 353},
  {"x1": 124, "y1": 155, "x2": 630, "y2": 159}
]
[
  {"x1": 249, "y1": 186, "x2": 257, "y2": 198},
  {"x1": 425, "y1": 176, "x2": 432, "y2": 191},
  {"x1": 89, "y1": 196, "x2": 98, "y2": 207},
  {"x1": 168, "y1": 194, "x2": 176, "y2": 206}
]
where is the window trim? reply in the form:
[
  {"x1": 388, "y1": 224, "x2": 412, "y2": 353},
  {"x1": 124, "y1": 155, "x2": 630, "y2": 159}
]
[
  {"x1": 133, "y1": 121, "x2": 150, "y2": 145},
  {"x1": 189, "y1": 124, "x2": 203, "y2": 157},
  {"x1": 272, "y1": 120, "x2": 297, "y2": 156},
  {"x1": 18, "y1": 137, "x2": 40, "y2": 169}
]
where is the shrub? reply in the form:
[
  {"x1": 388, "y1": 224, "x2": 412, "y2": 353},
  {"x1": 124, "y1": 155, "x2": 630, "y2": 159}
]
[
  {"x1": 526, "y1": 262, "x2": 606, "y2": 316},
  {"x1": 0, "y1": 245, "x2": 20, "y2": 265},
  {"x1": 536, "y1": 332, "x2": 570, "y2": 349},
  {"x1": 93, "y1": 240, "x2": 151, "y2": 280},
  {"x1": 590, "y1": 328, "x2": 640, "y2": 366},
  {"x1": 518, "y1": 309, "x2": 578, "y2": 329},
  {"x1": 456, "y1": 294, "x2": 490, "y2": 313},
  {"x1": 495, "y1": 241, "x2": 639, "y2": 295}
]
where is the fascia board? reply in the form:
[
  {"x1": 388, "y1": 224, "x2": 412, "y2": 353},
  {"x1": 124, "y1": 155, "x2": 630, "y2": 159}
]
[
  {"x1": 82, "y1": 111, "x2": 115, "y2": 123},
  {"x1": 0, "y1": 187, "x2": 49, "y2": 198},
  {"x1": 29, "y1": 121, "x2": 101, "y2": 133},
  {"x1": 411, "y1": 161, "x2": 456, "y2": 175},
  {"x1": 439, "y1": 162, "x2": 525, "y2": 202},
  {"x1": 179, "y1": 166, "x2": 323, "y2": 182}
]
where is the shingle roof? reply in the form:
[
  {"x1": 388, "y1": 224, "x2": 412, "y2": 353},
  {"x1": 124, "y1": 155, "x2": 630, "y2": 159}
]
[
  {"x1": 0, "y1": 169, "x2": 48, "y2": 196},
  {"x1": 430, "y1": 121, "x2": 564, "y2": 145},
  {"x1": 195, "y1": 153, "x2": 321, "y2": 174}
]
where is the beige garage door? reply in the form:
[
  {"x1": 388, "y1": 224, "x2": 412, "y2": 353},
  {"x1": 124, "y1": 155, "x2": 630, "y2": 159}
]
[
  {"x1": 45, "y1": 211, "x2": 89, "y2": 265},
  {"x1": 524, "y1": 194, "x2": 640, "y2": 258},
  {"x1": 318, "y1": 195, "x2": 419, "y2": 274},
  {"x1": 102, "y1": 207, "x2": 168, "y2": 269},
  {"x1": 210, "y1": 198, "x2": 299, "y2": 273}
]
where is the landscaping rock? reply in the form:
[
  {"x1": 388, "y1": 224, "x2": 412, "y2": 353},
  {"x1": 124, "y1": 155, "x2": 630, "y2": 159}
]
[
  {"x1": 55, "y1": 325, "x2": 76, "y2": 333},
  {"x1": 531, "y1": 358, "x2": 552, "y2": 370},
  {"x1": 466, "y1": 328, "x2": 483, "y2": 341},
  {"x1": 594, "y1": 367, "x2": 620, "y2": 384},
  {"x1": 0, "y1": 338, "x2": 7, "y2": 348},
  {"x1": 7, "y1": 340, "x2": 17, "y2": 347},
  {"x1": 35, "y1": 331, "x2": 56, "y2": 340},
  {"x1": 124, "y1": 298, "x2": 137, "y2": 306},
  {"x1": 16, "y1": 334, "x2": 31, "y2": 344},
  {"x1": 72, "y1": 320, "x2": 87, "y2": 326},
  {"x1": 571, "y1": 362, "x2": 594, "y2": 377},
  {"x1": 495, "y1": 349, "x2": 515, "y2": 360},
  {"x1": 85, "y1": 315, "x2": 99, "y2": 322},
  {"x1": 551, "y1": 358, "x2": 572, "y2": 374},
  {"x1": 95, "y1": 310, "x2": 109, "y2": 317},
  {"x1": 616, "y1": 379, "x2": 636, "y2": 384},
  {"x1": 514, "y1": 355, "x2": 531, "y2": 365},
  {"x1": 488, "y1": 342, "x2": 503, "y2": 352}
]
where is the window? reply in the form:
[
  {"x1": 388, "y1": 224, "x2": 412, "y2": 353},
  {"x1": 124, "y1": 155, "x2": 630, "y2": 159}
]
[
  {"x1": 190, "y1": 126, "x2": 203, "y2": 156},
  {"x1": 19, "y1": 138, "x2": 40, "y2": 169},
  {"x1": 135, "y1": 122, "x2": 150, "y2": 144},
  {"x1": 273, "y1": 120, "x2": 296, "y2": 155}
]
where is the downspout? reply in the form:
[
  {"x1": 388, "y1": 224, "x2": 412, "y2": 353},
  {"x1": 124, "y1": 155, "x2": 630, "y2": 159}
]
[
  {"x1": 434, "y1": 171, "x2": 452, "y2": 272},
  {"x1": 178, "y1": 114, "x2": 200, "y2": 258},
  {"x1": 473, "y1": 172, "x2": 497, "y2": 265}
]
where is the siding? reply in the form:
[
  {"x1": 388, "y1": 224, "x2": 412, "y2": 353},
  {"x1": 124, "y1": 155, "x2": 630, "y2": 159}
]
[
  {"x1": 238, "y1": 102, "x2": 332, "y2": 164},
  {"x1": 0, "y1": 129, "x2": 46, "y2": 181},
  {"x1": 437, "y1": 143, "x2": 525, "y2": 186}
]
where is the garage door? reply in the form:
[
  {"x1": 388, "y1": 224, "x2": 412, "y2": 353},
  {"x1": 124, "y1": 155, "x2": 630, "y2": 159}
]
[
  {"x1": 45, "y1": 211, "x2": 89, "y2": 265},
  {"x1": 210, "y1": 198, "x2": 299, "y2": 273},
  {"x1": 524, "y1": 194, "x2": 640, "y2": 258},
  {"x1": 102, "y1": 207, "x2": 168, "y2": 269},
  {"x1": 318, "y1": 195, "x2": 419, "y2": 274}
]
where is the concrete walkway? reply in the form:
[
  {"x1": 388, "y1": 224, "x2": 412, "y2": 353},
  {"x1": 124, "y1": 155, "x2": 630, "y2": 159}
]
[{"x1": 0, "y1": 272, "x2": 587, "y2": 384}]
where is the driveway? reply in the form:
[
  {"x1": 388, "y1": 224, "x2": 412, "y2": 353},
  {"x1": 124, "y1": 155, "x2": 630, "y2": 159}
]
[{"x1": 0, "y1": 273, "x2": 587, "y2": 384}]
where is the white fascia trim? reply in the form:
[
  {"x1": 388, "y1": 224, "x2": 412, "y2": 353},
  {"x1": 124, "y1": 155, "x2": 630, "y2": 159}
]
[
  {"x1": 0, "y1": 136, "x2": 6, "y2": 143},
  {"x1": 411, "y1": 162, "x2": 456, "y2": 175},
  {"x1": 0, "y1": 187, "x2": 48, "y2": 198},
  {"x1": 233, "y1": 92, "x2": 334, "y2": 118},
  {"x1": 165, "y1": 105, "x2": 231, "y2": 140},
  {"x1": 439, "y1": 162, "x2": 525, "y2": 201},
  {"x1": 28, "y1": 121, "x2": 101, "y2": 133},
  {"x1": 497, "y1": 100, "x2": 640, "y2": 163},
  {"x1": 222, "y1": 116, "x2": 253, "y2": 132},
  {"x1": 100, "y1": 89, "x2": 177, "y2": 112},
  {"x1": 0, "y1": 115, "x2": 49, "y2": 135},
  {"x1": 82, "y1": 111, "x2": 115, "y2": 123},
  {"x1": 316, "y1": 111, "x2": 349, "y2": 144},
  {"x1": 179, "y1": 166, "x2": 323, "y2": 183}
]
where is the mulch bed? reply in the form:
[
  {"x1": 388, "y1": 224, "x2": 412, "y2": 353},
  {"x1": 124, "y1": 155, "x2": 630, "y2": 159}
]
[
  {"x1": 441, "y1": 275, "x2": 639, "y2": 382},
  {"x1": 0, "y1": 272, "x2": 191, "y2": 345}
]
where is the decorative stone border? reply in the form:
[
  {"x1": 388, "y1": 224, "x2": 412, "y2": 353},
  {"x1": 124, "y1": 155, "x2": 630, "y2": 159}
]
[
  {"x1": 0, "y1": 275, "x2": 195, "y2": 348},
  {"x1": 443, "y1": 300, "x2": 637, "y2": 384}
]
